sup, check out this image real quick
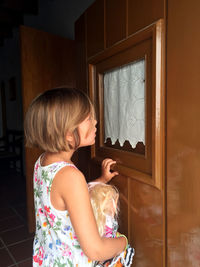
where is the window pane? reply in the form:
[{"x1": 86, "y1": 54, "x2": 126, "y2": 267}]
[{"x1": 104, "y1": 58, "x2": 145, "y2": 150}]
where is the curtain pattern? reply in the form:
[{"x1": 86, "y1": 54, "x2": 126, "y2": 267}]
[{"x1": 104, "y1": 59, "x2": 145, "y2": 149}]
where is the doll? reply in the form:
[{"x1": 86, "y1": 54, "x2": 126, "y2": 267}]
[{"x1": 88, "y1": 182, "x2": 135, "y2": 267}]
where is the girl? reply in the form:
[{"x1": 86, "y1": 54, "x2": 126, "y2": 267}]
[
  {"x1": 89, "y1": 182, "x2": 134, "y2": 267},
  {"x1": 24, "y1": 88, "x2": 127, "y2": 266}
]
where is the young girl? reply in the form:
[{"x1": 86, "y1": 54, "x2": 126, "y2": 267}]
[
  {"x1": 88, "y1": 182, "x2": 135, "y2": 267},
  {"x1": 24, "y1": 88, "x2": 127, "y2": 267}
]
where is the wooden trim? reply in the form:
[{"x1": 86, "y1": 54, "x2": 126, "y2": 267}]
[
  {"x1": 126, "y1": 0, "x2": 128, "y2": 38},
  {"x1": 104, "y1": 0, "x2": 106, "y2": 49},
  {"x1": 127, "y1": 177, "x2": 131, "y2": 241},
  {"x1": 88, "y1": 19, "x2": 165, "y2": 190},
  {"x1": 162, "y1": 2, "x2": 167, "y2": 265},
  {"x1": 153, "y1": 19, "x2": 165, "y2": 189},
  {"x1": 88, "y1": 20, "x2": 159, "y2": 63},
  {"x1": 89, "y1": 63, "x2": 96, "y2": 159},
  {"x1": 91, "y1": 156, "x2": 154, "y2": 187}
]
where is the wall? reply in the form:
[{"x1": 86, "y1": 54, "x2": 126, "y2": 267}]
[
  {"x1": 24, "y1": 0, "x2": 95, "y2": 40},
  {"x1": 0, "y1": 0, "x2": 95, "y2": 138},
  {"x1": 0, "y1": 29, "x2": 22, "y2": 137}
]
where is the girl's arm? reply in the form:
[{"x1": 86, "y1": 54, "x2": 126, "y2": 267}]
[
  {"x1": 94, "y1": 158, "x2": 119, "y2": 184},
  {"x1": 52, "y1": 166, "x2": 126, "y2": 261}
]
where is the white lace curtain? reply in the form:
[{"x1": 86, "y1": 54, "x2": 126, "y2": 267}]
[{"x1": 104, "y1": 59, "x2": 145, "y2": 149}]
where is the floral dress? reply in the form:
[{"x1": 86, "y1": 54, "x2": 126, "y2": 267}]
[
  {"x1": 94, "y1": 215, "x2": 135, "y2": 267},
  {"x1": 33, "y1": 155, "x2": 94, "y2": 267}
]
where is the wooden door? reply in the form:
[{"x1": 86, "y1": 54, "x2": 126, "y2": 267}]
[
  {"x1": 75, "y1": 1, "x2": 166, "y2": 266},
  {"x1": 20, "y1": 25, "x2": 76, "y2": 232},
  {"x1": 87, "y1": 22, "x2": 165, "y2": 266},
  {"x1": 77, "y1": 1, "x2": 200, "y2": 266}
]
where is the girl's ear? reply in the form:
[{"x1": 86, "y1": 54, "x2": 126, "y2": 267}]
[
  {"x1": 66, "y1": 132, "x2": 74, "y2": 142},
  {"x1": 66, "y1": 132, "x2": 75, "y2": 150}
]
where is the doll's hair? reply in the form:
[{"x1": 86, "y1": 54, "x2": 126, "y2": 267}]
[
  {"x1": 89, "y1": 182, "x2": 119, "y2": 237},
  {"x1": 24, "y1": 87, "x2": 93, "y2": 152}
]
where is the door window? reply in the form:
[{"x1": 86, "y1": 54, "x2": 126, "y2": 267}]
[
  {"x1": 89, "y1": 20, "x2": 164, "y2": 189},
  {"x1": 104, "y1": 58, "x2": 145, "y2": 153}
]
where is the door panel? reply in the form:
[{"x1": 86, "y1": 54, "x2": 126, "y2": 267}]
[
  {"x1": 129, "y1": 179, "x2": 164, "y2": 267},
  {"x1": 128, "y1": 0, "x2": 164, "y2": 35},
  {"x1": 86, "y1": 0, "x2": 104, "y2": 58},
  {"x1": 20, "y1": 25, "x2": 76, "y2": 232},
  {"x1": 105, "y1": 0, "x2": 127, "y2": 47},
  {"x1": 111, "y1": 175, "x2": 129, "y2": 238}
]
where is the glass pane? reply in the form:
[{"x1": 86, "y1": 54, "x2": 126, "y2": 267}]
[{"x1": 104, "y1": 58, "x2": 145, "y2": 152}]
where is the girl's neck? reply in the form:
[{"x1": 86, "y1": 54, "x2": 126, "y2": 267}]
[{"x1": 42, "y1": 150, "x2": 74, "y2": 166}]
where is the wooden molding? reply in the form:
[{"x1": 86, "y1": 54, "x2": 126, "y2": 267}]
[{"x1": 89, "y1": 19, "x2": 165, "y2": 190}]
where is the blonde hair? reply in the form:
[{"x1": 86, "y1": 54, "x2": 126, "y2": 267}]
[
  {"x1": 89, "y1": 182, "x2": 119, "y2": 237},
  {"x1": 24, "y1": 88, "x2": 93, "y2": 152}
]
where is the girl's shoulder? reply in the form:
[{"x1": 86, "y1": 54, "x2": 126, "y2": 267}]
[
  {"x1": 53, "y1": 162, "x2": 88, "y2": 207},
  {"x1": 55, "y1": 163, "x2": 84, "y2": 182},
  {"x1": 36, "y1": 153, "x2": 77, "y2": 170},
  {"x1": 54, "y1": 162, "x2": 87, "y2": 194},
  {"x1": 34, "y1": 154, "x2": 81, "y2": 186}
]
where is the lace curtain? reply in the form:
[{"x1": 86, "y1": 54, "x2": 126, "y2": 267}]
[{"x1": 104, "y1": 59, "x2": 145, "y2": 149}]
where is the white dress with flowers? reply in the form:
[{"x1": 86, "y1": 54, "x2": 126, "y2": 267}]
[{"x1": 32, "y1": 155, "x2": 94, "y2": 267}]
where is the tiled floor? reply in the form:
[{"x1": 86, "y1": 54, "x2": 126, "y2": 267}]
[{"x1": 0, "y1": 169, "x2": 34, "y2": 267}]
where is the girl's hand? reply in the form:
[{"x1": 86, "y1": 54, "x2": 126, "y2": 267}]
[{"x1": 101, "y1": 158, "x2": 119, "y2": 183}]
